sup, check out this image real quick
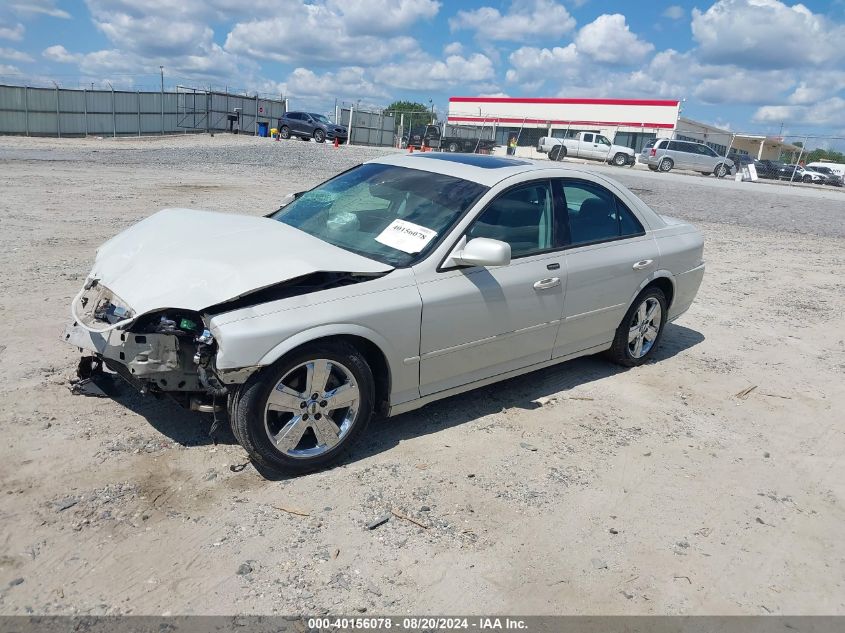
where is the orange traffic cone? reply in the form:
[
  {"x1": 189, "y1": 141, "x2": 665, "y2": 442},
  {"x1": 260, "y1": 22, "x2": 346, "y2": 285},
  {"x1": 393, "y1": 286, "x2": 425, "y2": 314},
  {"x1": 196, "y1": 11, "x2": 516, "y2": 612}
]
[
  {"x1": 408, "y1": 144, "x2": 413, "y2": 153},
  {"x1": 333, "y1": 136, "x2": 339, "y2": 148}
]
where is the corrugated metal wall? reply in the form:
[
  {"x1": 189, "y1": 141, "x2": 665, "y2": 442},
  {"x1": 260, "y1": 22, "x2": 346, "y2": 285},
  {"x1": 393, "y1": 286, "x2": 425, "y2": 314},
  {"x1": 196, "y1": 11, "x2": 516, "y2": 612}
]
[
  {"x1": 0, "y1": 84, "x2": 287, "y2": 137},
  {"x1": 340, "y1": 108, "x2": 396, "y2": 147}
]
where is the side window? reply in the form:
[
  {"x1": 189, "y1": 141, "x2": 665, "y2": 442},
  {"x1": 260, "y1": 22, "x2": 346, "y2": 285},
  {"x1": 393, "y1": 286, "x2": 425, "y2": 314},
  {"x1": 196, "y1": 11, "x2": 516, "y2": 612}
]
[
  {"x1": 596, "y1": 135, "x2": 611, "y2": 146},
  {"x1": 666, "y1": 140, "x2": 679, "y2": 151},
  {"x1": 468, "y1": 182, "x2": 554, "y2": 258},
  {"x1": 583, "y1": 133, "x2": 594, "y2": 143},
  {"x1": 562, "y1": 181, "x2": 643, "y2": 246},
  {"x1": 287, "y1": 113, "x2": 301, "y2": 120}
]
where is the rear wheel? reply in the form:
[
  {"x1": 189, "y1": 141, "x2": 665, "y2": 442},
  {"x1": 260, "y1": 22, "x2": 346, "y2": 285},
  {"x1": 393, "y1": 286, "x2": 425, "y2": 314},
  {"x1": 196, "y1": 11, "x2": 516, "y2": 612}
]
[
  {"x1": 612, "y1": 152, "x2": 628, "y2": 166},
  {"x1": 232, "y1": 342, "x2": 374, "y2": 475},
  {"x1": 279, "y1": 126, "x2": 290, "y2": 139},
  {"x1": 314, "y1": 129, "x2": 325, "y2": 143},
  {"x1": 549, "y1": 145, "x2": 566, "y2": 161},
  {"x1": 607, "y1": 287, "x2": 668, "y2": 367},
  {"x1": 659, "y1": 158, "x2": 673, "y2": 172}
]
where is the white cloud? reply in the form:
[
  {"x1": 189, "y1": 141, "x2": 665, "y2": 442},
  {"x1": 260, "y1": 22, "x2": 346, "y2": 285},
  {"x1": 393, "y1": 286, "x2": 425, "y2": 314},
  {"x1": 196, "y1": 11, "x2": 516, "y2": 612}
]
[
  {"x1": 691, "y1": 0, "x2": 845, "y2": 68},
  {"x1": 327, "y1": 0, "x2": 440, "y2": 36},
  {"x1": 0, "y1": 63, "x2": 21, "y2": 75},
  {"x1": 693, "y1": 70, "x2": 794, "y2": 105},
  {"x1": 443, "y1": 41, "x2": 463, "y2": 56},
  {"x1": 450, "y1": 0, "x2": 575, "y2": 42},
  {"x1": 575, "y1": 14, "x2": 654, "y2": 63},
  {"x1": 9, "y1": 0, "x2": 70, "y2": 19},
  {"x1": 753, "y1": 97, "x2": 845, "y2": 126},
  {"x1": 225, "y1": 11, "x2": 419, "y2": 66},
  {"x1": 0, "y1": 46, "x2": 33, "y2": 62},
  {"x1": 505, "y1": 44, "x2": 579, "y2": 84},
  {"x1": 662, "y1": 5, "x2": 684, "y2": 20},
  {"x1": 43, "y1": 44, "x2": 79, "y2": 63},
  {"x1": 0, "y1": 22, "x2": 24, "y2": 41},
  {"x1": 270, "y1": 66, "x2": 390, "y2": 103},
  {"x1": 374, "y1": 53, "x2": 495, "y2": 90}
]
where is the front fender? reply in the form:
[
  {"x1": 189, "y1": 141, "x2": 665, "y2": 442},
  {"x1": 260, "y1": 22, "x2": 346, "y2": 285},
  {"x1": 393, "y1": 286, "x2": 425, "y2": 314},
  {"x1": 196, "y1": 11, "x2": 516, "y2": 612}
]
[{"x1": 257, "y1": 323, "x2": 394, "y2": 367}]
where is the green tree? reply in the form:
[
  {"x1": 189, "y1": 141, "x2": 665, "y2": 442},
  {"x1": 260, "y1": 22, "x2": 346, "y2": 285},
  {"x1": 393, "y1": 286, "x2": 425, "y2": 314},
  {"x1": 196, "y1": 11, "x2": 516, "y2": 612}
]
[{"x1": 385, "y1": 100, "x2": 435, "y2": 125}]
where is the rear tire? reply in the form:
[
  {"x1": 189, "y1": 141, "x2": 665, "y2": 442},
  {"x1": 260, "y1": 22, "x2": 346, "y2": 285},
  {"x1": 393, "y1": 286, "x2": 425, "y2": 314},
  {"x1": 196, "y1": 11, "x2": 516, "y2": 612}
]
[
  {"x1": 279, "y1": 126, "x2": 290, "y2": 139},
  {"x1": 549, "y1": 145, "x2": 566, "y2": 161},
  {"x1": 607, "y1": 287, "x2": 668, "y2": 367},
  {"x1": 648, "y1": 165, "x2": 658, "y2": 171},
  {"x1": 447, "y1": 141, "x2": 459, "y2": 153},
  {"x1": 659, "y1": 158, "x2": 673, "y2": 172},
  {"x1": 232, "y1": 341, "x2": 374, "y2": 475}
]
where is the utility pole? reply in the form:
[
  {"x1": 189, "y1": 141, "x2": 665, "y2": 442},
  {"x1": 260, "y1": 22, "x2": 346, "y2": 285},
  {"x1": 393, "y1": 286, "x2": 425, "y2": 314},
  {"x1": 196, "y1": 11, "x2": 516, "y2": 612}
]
[{"x1": 160, "y1": 65, "x2": 165, "y2": 135}]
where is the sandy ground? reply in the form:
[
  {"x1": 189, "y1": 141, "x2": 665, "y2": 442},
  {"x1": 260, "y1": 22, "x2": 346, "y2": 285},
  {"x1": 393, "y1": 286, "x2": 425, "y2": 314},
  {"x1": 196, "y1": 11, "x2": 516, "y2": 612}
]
[{"x1": 0, "y1": 135, "x2": 843, "y2": 616}]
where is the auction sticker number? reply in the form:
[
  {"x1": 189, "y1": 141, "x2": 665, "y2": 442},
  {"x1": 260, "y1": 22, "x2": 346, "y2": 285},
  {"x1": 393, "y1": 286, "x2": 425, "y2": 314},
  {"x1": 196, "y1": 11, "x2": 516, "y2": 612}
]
[{"x1": 375, "y1": 219, "x2": 437, "y2": 254}]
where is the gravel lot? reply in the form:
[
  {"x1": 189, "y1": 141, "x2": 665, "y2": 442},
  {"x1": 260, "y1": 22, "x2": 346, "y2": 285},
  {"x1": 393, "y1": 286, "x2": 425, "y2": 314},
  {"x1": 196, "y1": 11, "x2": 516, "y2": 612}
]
[{"x1": 0, "y1": 135, "x2": 843, "y2": 616}]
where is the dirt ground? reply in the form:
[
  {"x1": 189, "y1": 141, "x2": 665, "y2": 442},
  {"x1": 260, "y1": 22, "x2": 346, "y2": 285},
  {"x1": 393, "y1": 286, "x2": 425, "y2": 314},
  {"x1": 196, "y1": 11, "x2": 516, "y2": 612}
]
[{"x1": 0, "y1": 135, "x2": 843, "y2": 616}]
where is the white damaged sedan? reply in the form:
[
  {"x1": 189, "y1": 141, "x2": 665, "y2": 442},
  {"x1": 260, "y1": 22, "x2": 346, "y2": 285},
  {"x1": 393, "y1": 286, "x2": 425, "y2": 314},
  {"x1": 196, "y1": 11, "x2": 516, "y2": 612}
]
[{"x1": 65, "y1": 153, "x2": 704, "y2": 474}]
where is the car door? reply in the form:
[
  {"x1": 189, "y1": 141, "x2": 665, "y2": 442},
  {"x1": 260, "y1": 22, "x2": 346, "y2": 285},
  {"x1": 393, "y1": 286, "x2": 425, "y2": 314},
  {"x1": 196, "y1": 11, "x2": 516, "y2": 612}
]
[
  {"x1": 302, "y1": 114, "x2": 316, "y2": 136},
  {"x1": 553, "y1": 178, "x2": 658, "y2": 358},
  {"x1": 285, "y1": 112, "x2": 302, "y2": 134},
  {"x1": 579, "y1": 133, "x2": 600, "y2": 159},
  {"x1": 415, "y1": 180, "x2": 566, "y2": 396}
]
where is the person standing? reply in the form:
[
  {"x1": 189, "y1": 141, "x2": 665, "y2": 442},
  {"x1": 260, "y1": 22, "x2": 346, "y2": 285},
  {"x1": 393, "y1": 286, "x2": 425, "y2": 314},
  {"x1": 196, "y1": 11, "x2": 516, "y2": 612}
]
[{"x1": 508, "y1": 135, "x2": 517, "y2": 156}]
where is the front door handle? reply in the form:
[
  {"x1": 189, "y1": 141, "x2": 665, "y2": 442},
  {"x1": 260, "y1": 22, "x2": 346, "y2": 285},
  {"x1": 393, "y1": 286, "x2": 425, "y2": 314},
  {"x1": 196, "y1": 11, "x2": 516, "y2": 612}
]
[
  {"x1": 533, "y1": 277, "x2": 561, "y2": 290},
  {"x1": 632, "y1": 259, "x2": 654, "y2": 270}
]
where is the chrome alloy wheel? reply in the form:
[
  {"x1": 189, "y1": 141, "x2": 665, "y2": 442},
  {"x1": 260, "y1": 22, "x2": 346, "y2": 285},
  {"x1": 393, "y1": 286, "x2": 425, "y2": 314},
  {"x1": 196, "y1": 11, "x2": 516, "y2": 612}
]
[
  {"x1": 264, "y1": 359, "x2": 359, "y2": 458},
  {"x1": 628, "y1": 297, "x2": 662, "y2": 359}
]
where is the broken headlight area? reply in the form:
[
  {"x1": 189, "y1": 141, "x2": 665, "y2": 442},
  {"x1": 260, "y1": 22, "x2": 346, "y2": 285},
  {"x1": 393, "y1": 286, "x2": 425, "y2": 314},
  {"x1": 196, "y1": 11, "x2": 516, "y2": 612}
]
[{"x1": 72, "y1": 279, "x2": 135, "y2": 330}]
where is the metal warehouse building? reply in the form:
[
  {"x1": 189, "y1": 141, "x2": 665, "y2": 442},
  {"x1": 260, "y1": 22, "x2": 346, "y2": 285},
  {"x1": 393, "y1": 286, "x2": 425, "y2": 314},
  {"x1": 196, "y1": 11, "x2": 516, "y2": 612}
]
[{"x1": 447, "y1": 96, "x2": 801, "y2": 160}]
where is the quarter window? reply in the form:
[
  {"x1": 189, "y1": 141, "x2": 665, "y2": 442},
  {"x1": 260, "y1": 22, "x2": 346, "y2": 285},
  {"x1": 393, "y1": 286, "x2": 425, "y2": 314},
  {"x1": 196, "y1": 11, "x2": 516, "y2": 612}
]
[
  {"x1": 561, "y1": 181, "x2": 644, "y2": 246},
  {"x1": 468, "y1": 182, "x2": 554, "y2": 258}
]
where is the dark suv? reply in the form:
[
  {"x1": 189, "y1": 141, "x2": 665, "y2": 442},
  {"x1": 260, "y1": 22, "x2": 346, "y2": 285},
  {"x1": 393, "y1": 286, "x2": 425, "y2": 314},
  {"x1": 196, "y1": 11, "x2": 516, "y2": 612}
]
[{"x1": 277, "y1": 111, "x2": 347, "y2": 143}]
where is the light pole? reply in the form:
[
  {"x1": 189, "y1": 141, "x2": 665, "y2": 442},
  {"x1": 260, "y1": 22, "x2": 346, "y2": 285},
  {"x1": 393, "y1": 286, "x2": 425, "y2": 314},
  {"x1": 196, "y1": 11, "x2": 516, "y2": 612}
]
[
  {"x1": 159, "y1": 65, "x2": 165, "y2": 134},
  {"x1": 429, "y1": 98, "x2": 433, "y2": 124}
]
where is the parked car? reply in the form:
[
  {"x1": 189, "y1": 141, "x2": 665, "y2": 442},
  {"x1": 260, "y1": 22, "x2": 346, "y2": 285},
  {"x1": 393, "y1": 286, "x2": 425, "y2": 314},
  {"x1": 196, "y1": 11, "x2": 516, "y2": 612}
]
[
  {"x1": 402, "y1": 124, "x2": 497, "y2": 153},
  {"x1": 537, "y1": 132, "x2": 636, "y2": 166},
  {"x1": 779, "y1": 164, "x2": 830, "y2": 184},
  {"x1": 806, "y1": 161, "x2": 845, "y2": 179},
  {"x1": 278, "y1": 111, "x2": 347, "y2": 143},
  {"x1": 641, "y1": 139, "x2": 734, "y2": 177},
  {"x1": 64, "y1": 153, "x2": 704, "y2": 475},
  {"x1": 753, "y1": 159, "x2": 786, "y2": 180},
  {"x1": 803, "y1": 164, "x2": 843, "y2": 186}
]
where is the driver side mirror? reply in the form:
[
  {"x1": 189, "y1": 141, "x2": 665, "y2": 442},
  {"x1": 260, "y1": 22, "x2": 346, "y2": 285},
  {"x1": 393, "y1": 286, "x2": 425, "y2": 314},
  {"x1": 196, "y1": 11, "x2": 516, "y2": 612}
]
[
  {"x1": 447, "y1": 237, "x2": 511, "y2": 268},
  {"x1": 277, "y1": 191, "x2": 304, "y2": 210}
]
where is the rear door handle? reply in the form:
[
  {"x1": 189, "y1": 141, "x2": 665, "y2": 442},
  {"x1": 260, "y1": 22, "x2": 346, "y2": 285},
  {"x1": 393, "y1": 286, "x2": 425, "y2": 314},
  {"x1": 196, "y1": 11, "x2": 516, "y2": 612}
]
[
  {"x1": 632, "y1": 259, "x2": 654, "y2": 270},
  {"x1": 533, "y1": 277, "x2": 561, "y2": 290}
]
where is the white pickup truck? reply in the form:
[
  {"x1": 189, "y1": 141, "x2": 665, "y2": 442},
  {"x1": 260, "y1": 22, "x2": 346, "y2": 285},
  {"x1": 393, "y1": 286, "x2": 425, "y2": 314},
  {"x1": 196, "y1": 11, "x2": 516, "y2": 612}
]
[{"x1": 537, "y1": 131, "x2": 636, "y2": 166}]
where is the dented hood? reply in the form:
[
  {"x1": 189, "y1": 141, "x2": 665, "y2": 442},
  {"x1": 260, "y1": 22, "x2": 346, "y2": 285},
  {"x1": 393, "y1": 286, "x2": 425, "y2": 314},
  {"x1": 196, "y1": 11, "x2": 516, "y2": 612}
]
[{"x1": 90, "y1": 208, "x2": 393, "y2": 315}]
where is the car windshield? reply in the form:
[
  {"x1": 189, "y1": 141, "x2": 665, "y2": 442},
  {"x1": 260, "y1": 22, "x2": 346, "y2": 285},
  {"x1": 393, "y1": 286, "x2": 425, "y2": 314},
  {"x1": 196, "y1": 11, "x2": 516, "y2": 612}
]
[
  {"x1": 312, "y1": 114, "x2": 331, "y2": 124},
  {"x1": 270, "y1": 163, "x2": 488, "y2": 267}
]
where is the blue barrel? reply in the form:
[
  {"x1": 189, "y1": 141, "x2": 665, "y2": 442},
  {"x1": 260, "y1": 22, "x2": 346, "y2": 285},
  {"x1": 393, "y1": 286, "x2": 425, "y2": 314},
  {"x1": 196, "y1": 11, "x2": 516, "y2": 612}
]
[{"x1": 258, "y1": 122, "x2": 269, "y2": 137}]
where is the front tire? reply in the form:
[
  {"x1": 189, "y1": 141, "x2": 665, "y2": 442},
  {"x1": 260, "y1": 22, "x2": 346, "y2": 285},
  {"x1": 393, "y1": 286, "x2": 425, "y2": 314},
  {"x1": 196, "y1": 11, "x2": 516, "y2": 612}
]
[
  {"x1": 714, "y1": 163, "x2": 728, "y2": 178},
  {"x1": 232, "y1": 342, "x2": 374, "y2": 475},
  {"x1": 612, "y1": 152, "x2": 628, "y2": 166},
  {"x1": 802, "y1": 175, "x2": 812, "y2": 184},
  {"x1": 607, "y1": 287, "x2": 668, "y2": 367},
  {"x1": 314, "y1": 129, "x2": 325, "y2": 143}
]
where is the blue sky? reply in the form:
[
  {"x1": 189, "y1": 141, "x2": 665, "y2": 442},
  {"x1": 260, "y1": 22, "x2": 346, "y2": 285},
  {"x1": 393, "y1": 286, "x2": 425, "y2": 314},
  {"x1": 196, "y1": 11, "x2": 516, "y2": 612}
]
[{"x1": 1, "y1": 0, "x2": 844, "y2": 146}]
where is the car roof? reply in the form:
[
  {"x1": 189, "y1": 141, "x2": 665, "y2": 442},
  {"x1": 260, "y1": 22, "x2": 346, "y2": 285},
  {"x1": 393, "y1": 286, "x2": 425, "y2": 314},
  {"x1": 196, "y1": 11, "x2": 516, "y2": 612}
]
[{"x1": 368, "y1": 152, "x2": 601, "y2": 187}]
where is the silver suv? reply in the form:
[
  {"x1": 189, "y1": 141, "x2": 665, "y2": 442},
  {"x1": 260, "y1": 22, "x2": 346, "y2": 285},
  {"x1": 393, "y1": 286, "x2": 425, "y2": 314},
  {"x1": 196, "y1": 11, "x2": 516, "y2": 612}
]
[{"x1": 641, "y1": 139, "x2": 734, "y2": 178}]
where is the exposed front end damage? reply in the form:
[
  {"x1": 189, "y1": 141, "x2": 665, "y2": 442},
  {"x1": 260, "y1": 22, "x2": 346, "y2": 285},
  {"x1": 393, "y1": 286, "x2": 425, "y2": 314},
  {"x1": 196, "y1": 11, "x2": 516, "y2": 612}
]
[
  {"x1": 64, "y1": 279, "x2": 247, "y2": 411},
  {"x1": 63, "y1": 268, "x2": 390, "y2": 411}
]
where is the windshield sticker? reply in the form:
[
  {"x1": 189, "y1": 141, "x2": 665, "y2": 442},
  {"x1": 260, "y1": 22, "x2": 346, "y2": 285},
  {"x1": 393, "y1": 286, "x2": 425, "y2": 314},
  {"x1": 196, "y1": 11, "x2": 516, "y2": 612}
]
[{"x1": 375, "y1": 219, "x2": 437, "y2": 254}]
